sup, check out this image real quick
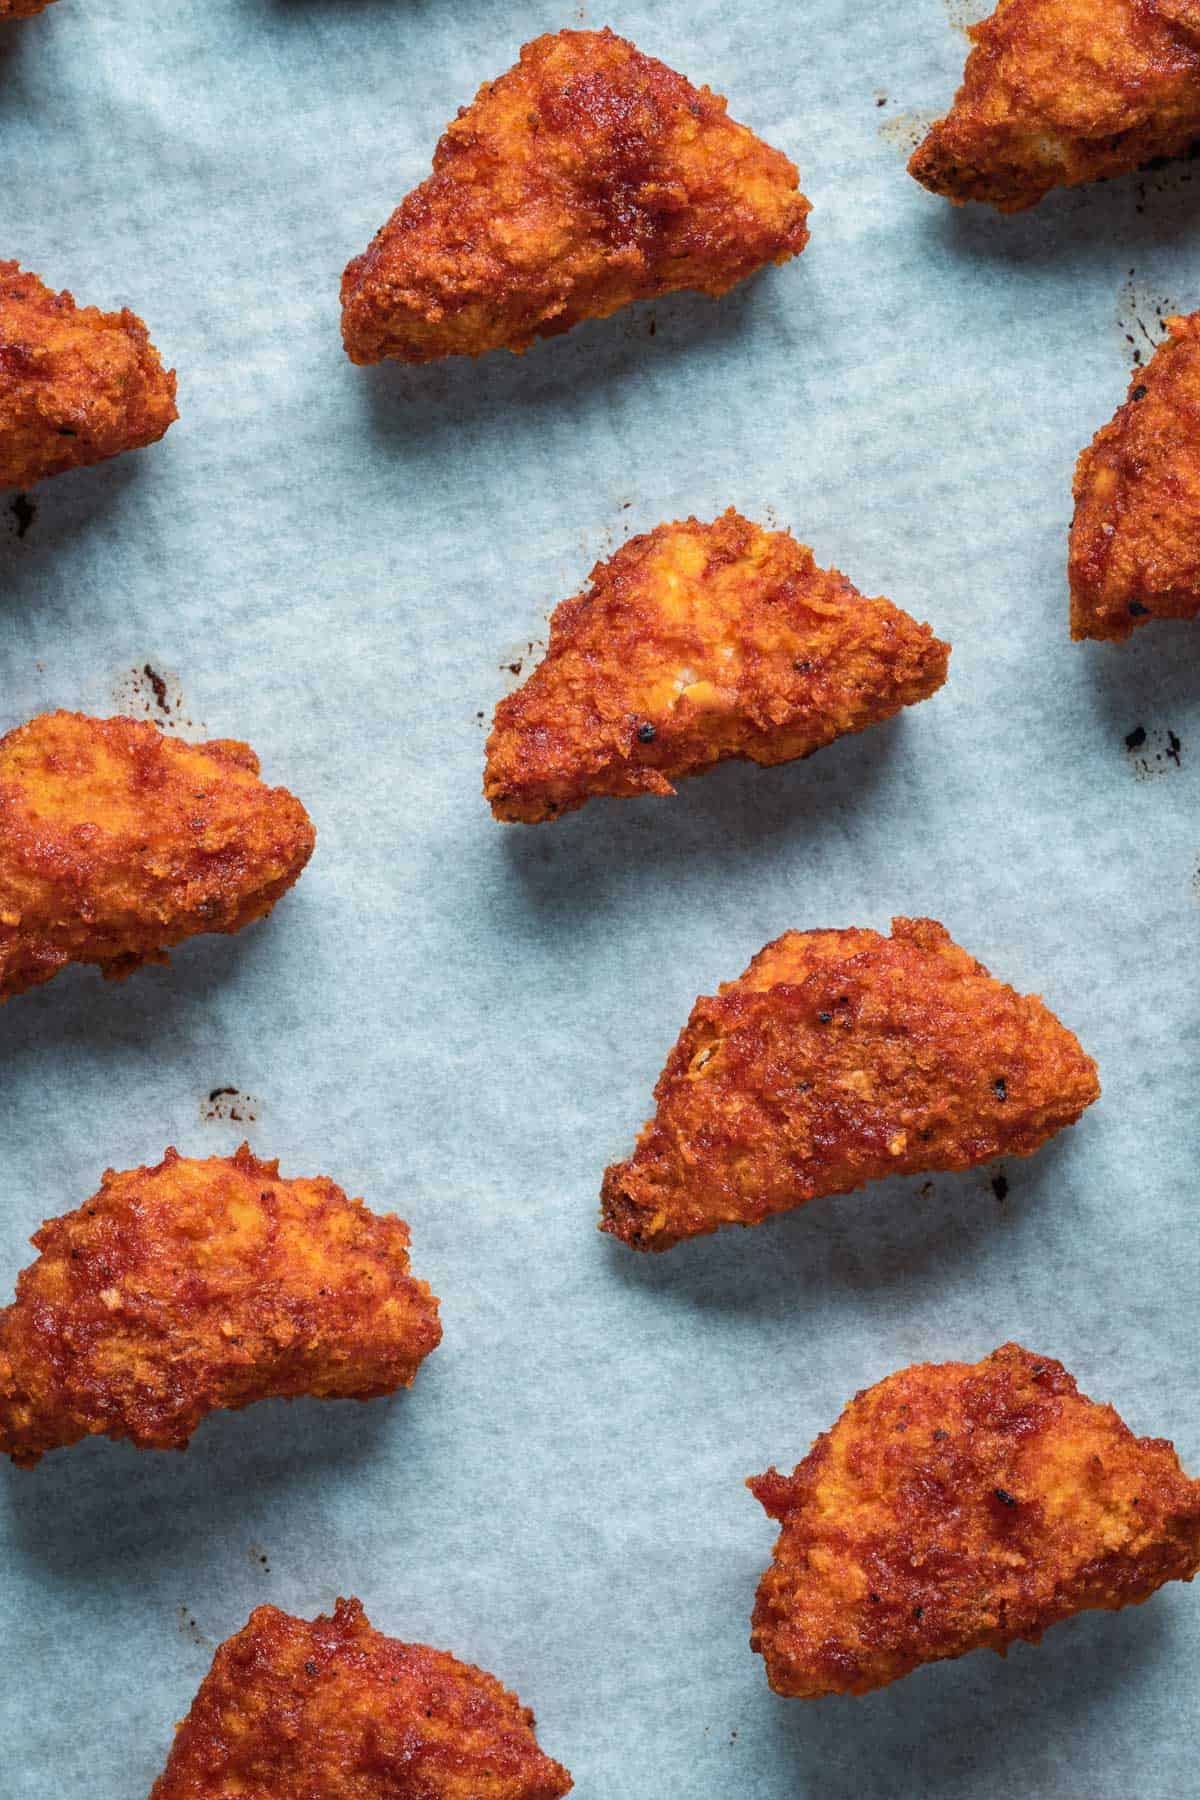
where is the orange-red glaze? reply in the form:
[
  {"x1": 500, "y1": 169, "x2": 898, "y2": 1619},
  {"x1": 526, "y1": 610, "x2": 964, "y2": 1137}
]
[
  {"x1": 485, "y1": 510, "x2": 949, "y2": 822},
  {"x1": 150, "y1": 1599, "x2": 573, "y2": 1799},
  {"x1": 601, "y1": 918, "x2": 1099, "y2": 1251},
  {"x1": 0, "y1": 1146, "x2": 441, "y2": 1465},
  {"x1": 0, "y1": 0, "x2": 58, "y2": 17},
  {"x1": 0, "y1": 710, "x2": 314, "y2": 1001},
  {"x1": 0, "y1": 262, "x2": 176, "y2": 488},
  {"x1": 341, "y1": 28, "x2": 810, "y2": 364},
  {"x1": 1070, "y1": 312, "x2": 1200, "y2": 639},
  {"x1": 910, "y1": 0, "x2": 1200, "y2": 212},
  {"x1": 749, "y1": 1344, "x2": 1200, "y2": 1697}
]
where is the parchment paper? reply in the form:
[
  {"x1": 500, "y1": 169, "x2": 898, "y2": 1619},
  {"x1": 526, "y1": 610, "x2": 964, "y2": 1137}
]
[{"x1": 3, "y1": 1, "x2": 1200, "y2": 1794}]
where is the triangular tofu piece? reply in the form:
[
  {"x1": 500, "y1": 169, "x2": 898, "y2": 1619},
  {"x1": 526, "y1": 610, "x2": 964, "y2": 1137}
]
[
  {"x1": 0, "y1": 261, "x2": 176, "y2": 489},
  {"x1": 908, "y1": 0, "x2": 1200, "y2": 212},
  {"x1": 340, "y1": 29, "x2": 810, "y2": 364},
  {"x1": 485, "y1": 511, "x2": 948, "y2": 822},
  {"x1": 600, "y1": 917, "x2": 1098, "y2": 1250},
  {"x1": 0, "y1": 1146, "x2": 441, "y2": 1465},
  {"x1": 150, "y1": 1600, "x2": 573, "y2": 1798},
  {"x1": 1070, "y1": 313, "x2": 1200, "y2": 640},
  {"x1": 0, "y1": 710, "x2": 314, "y2": 1001},
  {"x1": 749, "y1": 1344, "x2": 1200, "y2": 1697}
]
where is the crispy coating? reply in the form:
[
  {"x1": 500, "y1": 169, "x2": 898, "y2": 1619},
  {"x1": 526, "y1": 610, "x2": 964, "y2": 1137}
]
[
  {"x1": 909, "y1": 0, "x2": 1200, "y2": 213},
  {"x1": 1070, "y1": 312, "x2": 1200, "y2": 640},
  {"x1": 0, "y1": 710, "x2": 315, "y2": 1002},
  {"x1": 0, "y1": 0, "x2": 58, "y2": 18},
  {"x1": 0, "y1": 1147, "x2": 442, "y2": 1466},
  {"x1": 749, "y1": 1343, "x2": 1200, "y2": 1698},
  {"x1": 0, "y1": 262, "x2": 176, "y2": 489},
  {"x1": 340, "y1": 28, "x2": 810, "y2": 364},
  {"x1": 601, "y1": 917, "x2": 1099, "y2": 1251},
  {"x1": 150, "y1": 1598, "x2": 573, "y2": 1799},
  {"x1": 485, "y1": 511, "x2": 949, "y2": 823}
]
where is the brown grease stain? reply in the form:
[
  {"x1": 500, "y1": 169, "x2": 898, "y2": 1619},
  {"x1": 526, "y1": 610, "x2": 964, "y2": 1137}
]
[
  {"x1": 942, "y1": 0, "x2": 988, "y2": 33},
  {"x1": 496, "y1": 640, "x2": 546, "y2": 695},
  {"x1": 878, "y1": 109, "x2": 940, "y2": 156},
  {"x1": 110, "y1": 664, "x2": 198, "y2": 733},
  {"x1": 1116, "y1": 272, "x2": 1176, "y2": 368},
  {"x1": 1124, "y1": 723, "x2": 1183, "y2": 779},
  {"x1": 178, "y1": 1605, "x2": 210, "y2": 1648},
  {"x1": 201, "y1": 1087, "x2": 262, "y2": 1125}
]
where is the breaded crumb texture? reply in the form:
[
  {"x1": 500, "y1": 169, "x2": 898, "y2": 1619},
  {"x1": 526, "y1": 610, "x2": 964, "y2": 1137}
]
[
  {"x1": 1070, "y1": 312, "x2": 1200, "y2": 640},
  {"x1": 909, "y1": 0, "x2": 1200, "y2": 213},
  {"x1": 150, "y1": 1599, "x2": 573, "y2": 1799},
  {"x1": 341, "y1": 29, "x2": 810, "y2": 363},
  {"x1": 0, "y1": 1146, "x2": 442, "y2": 1465},
  {"x1": 485, "y1": 510, "x2": 948, "y2": 821},
  {"x1": 0, "y1": 710, "x2": 315, "y2": 1001},
  {"x1": 0, "y1": 261, "x2": 176, "y2": 488},
  {"x1": 601, "y1": 917, "x2": 1099, "y2": 1250},
  {"x1": 750, "y1": 1344, "x2": 1200, "y2": 1697}
]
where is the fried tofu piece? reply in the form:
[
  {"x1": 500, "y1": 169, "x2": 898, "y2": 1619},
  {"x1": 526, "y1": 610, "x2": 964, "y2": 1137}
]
[
  {"x1": 601, "y1": 917, "x2": 1098, "y2": 1251},
  {"x1": 749, "y1": 1343, "x2": 1200, "y2": 1698},
  {"x1": 485, "y1": 511, "x2": 948, "y2": 822},
  {"x1": 0, "y1": 262, "x2": 176, "y2": 490},
  {"x1": 0, "y1": 1146, "x2": 442, "y2": 1466},
  {"x1": 0, "y1": 710, "x2": 314, "y2": 1002},
  {"x1": 909, "y1": 0, "x2": 1200, "y2": 213},
  {"x1": 1070, "y1": 313, "x2": 1200, "y2": 640},
  {"x1": 150, "y1": 1599, "x2": 572, "y2": 1799},
  {"x1": 340, "y1": 28, "x2": 810, "y2": 365}
]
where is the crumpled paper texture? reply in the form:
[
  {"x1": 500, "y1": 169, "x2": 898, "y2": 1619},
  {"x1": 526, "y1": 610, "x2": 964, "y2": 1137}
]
[{"x1": 2, "y1": 1, "x2": 1199, "y2": 1795}]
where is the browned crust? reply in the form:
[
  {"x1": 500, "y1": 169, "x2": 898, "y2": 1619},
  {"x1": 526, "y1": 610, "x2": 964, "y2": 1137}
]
[
  {"x1": 749, "y1": 1344, "x2": 1200, "y2": 1697},
  {"x1": 0, "y1": 1146, "x2": 442, "y2": 1465},
  {"x1": 0, "y1": 710, "x2": 315, "y2": 1002},
  {"x1": 341, "y1": 28, "x2": 810, "y2": 364},
  {"x1": 150, "y1": 1599, "x2": 572, "y2": 1799},
  {"x1": 484, "y1": 510, "x2": 949, "y2": 822},
  {"x1": 601, "y1": 917, "x2": 1099, "y2": 1251},
  {"x1": 909, "y1": 0, "x2": 1200, "y2": 213},
  {"x1": 0, "y1": 261, "x2": 176, "y2": 488},
  {"x1": 1070, "y1": 311, "x2": 1200, "y2": 639}
]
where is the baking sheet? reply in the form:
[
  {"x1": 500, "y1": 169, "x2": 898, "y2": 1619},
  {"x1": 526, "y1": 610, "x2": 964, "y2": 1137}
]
[{"x1": 3, "y1": 0, "x2": 1200, "y2": 1793}]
